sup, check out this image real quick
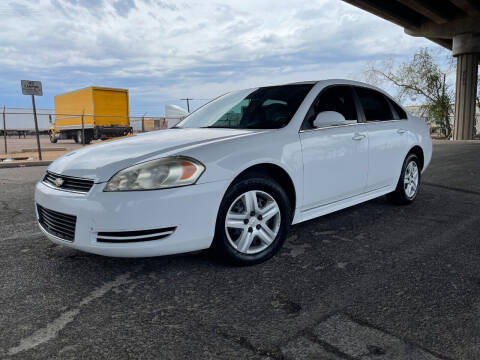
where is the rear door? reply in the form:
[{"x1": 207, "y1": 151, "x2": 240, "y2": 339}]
[
  {"x1": 299, "y1": 85, "x2": 368, "y2": 211},
  {"x1": 354, "y1": 86, "x2": 409, "y2": 191}
]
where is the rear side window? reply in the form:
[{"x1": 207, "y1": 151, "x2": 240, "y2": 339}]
[
  {"x1": 355, "y1": 87, "x2": 393, "y2": 121},
  {"x1": 388, "y1": 98, "x2": 408, "y2": 119},
  {"x1": 303, "y1": 86, "x2": 358, "y2": 129}
]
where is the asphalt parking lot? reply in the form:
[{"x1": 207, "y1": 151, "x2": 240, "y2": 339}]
[{"x1": 1, "y1": 142, "x2": 479, "y2": 360}]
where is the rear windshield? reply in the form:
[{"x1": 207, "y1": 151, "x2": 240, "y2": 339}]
[{"x1": 176, "y1": 84, "x2": 314, "y2": 129}]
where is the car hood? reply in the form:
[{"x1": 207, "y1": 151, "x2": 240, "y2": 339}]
[{"x1": 48, "y1": 128, "x2": 259, "y2": 182}]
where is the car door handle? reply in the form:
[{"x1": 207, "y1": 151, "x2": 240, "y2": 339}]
[
  {"x1": 397, "y1": 129, "x2": 407, "y2": 134},
  {"x1": 352, "y1": 133, "x2": 366, "y2": 141}
]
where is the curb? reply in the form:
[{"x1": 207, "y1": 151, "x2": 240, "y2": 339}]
[
  {"x1": 0, "y1": 161, "x2": 52, "y2": 169},
  {"x1": 432, "y1": 139, "x2": 480, "y2": 143},
  {"x1": 21, "y1": 148, "x2": 66, "y2": 153}
]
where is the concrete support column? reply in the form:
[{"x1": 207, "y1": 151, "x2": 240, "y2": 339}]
[
  {"x1": 453, "y1": 33, "x2": 480, "y2": 140},
  {"x1": 454, "y1": 53, "x2": 479, "y2": 139}
]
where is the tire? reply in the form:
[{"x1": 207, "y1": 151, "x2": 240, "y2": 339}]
[
  {"x1": 387, "y1": 153, "x2": 421, "y2": 205},
  {"x1": 49, "y1": 132, "x2": 57, "y2": 143},
  {"x1": 211, "y1": 174, "x2": 292, "y2": 265}
]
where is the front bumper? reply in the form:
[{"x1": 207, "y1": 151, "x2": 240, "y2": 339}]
[{"x1": 34, "y1": 179, "x2": 229, "y2": 257}]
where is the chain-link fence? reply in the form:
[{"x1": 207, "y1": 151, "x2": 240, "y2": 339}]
[
  {"x1": 419, "y1": 115, "x2": 479, "y2": 138},
  {"x1": 2, "y1": 105, "x2": 479, "y2": 160},
  {"x1": 405, "y1": 105, "x2": 480, "y2": 138},
  {"x1": 420, "y1": 115, "x2": 480, "y2": 139},
  {"x1": 0, "y1": 107, "x2": 184, "y2": 158}
]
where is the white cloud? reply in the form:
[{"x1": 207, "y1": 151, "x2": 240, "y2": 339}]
[{"x1": 0, "y1": 0, "x2": 440, "y2": 113}]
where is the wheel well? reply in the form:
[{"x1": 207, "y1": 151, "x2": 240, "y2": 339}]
[
  {"x1": 233, "y1": 164, "x2": 296, "y2": 212},
  {"x1": 408, "y1": 146, "x2": 424, "y2": 170}
]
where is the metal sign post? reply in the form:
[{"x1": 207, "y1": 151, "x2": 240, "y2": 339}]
[
  {"x1": 2, "y1": 106, "x2": 6, "y2": 154},
  {"x1": 31, "y1": 95, "x2": 42, "y2": 160},
  {"x1": 21, "y1": 80, "x2": 43, "y2": 160}
]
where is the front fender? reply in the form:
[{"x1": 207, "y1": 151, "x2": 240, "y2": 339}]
[{"x1": 180, "y1": 130, "x2": 305, "y2": 214}]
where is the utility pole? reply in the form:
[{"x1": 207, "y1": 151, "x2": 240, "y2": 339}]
[
  {"x1": 2, "y1": 106, "x2": 7, "y2": 154},
  {"x1": 180, "y1": 98, "x2": 192, "y2": 112},
  {"x1": 142, "y1": 112, "x2": 147, "y2": 132}
]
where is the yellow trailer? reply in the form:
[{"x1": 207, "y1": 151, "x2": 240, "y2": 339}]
[{"x1": 51, "y1": 86, "x2": 132, "y2": 144}]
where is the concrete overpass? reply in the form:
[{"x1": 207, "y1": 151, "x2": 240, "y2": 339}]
[{"x1": 342, "y1": 0, "x2": 480, "y2": 139}]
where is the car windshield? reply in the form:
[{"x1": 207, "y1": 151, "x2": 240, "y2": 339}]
[{"x1": 175, "y1": 84, "x2": 314, "y2": 129}]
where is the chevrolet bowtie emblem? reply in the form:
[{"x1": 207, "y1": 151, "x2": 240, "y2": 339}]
[{"x1": 54, "y1": 178, "x2": 64, "y2": 187}]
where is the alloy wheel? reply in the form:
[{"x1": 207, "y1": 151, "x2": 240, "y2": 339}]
[
  {"x1": 225, "y1": 190, "x2": 281, "y2": 254},
  {"x1": 404, "y1": 160, "x2": 419, "y2": 198}
]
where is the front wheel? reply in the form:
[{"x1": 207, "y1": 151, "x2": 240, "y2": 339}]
[
  {"x1": 212, "y1": 175, "x2": 291, "y2": 265},
  {"x1": 49, "y1": 131, "x2": 57, "y2": 143},
  {"x1": 387, "y1": 153, "x2": 421, "y2": 205}
]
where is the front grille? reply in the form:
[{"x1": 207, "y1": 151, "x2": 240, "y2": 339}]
[
  {"x1": 97, "y1": 227, "x2": 176, "y2": 243},
  {"x1": 43, "y1": 171, "x2": 94, "y2": 193},
  {"x1": 37, "y1": 204, "x2": 77, "y2": 241}
]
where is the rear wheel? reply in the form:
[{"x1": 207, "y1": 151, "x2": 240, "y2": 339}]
[
  {"x1": 212, "y1": 175, "x2": 291, "y2": 265},
  {"x1": 387, "y1": 153, "x2": 421, "y2": 205}
]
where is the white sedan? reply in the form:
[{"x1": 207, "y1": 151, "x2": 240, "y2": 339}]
[{"x1": 35, "y1": 80, "x2": 432, "y2": 265}]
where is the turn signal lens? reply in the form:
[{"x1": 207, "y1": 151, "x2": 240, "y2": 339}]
[
  {"x1": 180, "y1": 161, "x2": 197, "y2": 180},
  {"x1": 104, "y1": 157, "x2": 205, "y2": 191}
]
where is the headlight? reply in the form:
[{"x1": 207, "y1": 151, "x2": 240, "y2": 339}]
[{"x1": 104, "y1": 156, "x2": 205, "y2": 191}]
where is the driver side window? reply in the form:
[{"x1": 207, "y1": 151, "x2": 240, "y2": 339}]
[{"x1": 302, "y1": 86, "x2": 358, "y2": 130}]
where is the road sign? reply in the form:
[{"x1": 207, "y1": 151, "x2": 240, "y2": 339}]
[
  {"x1": 20, "y1": 80, "x2": 43, "y2": 160},
  {"x1": 21, "y1": 80, "x2": 43, "y2": 96}
]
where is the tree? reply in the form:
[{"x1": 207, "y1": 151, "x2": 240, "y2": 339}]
[
  {"x1": 364, "y1": 48, "x2": 454, "y2": 137},
  {"x1": 477, "y1": 70, "x2": 479, "y2": 108},
  {"x1": 475, "y1": 70, "x2": 479, "y2": 136}
]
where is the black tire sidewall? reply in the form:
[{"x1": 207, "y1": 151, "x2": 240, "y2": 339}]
[
  {"x1": 213, "y1": 175, "x2": 291, "y2": 265},
  {"x1": 49, "y1": 132, "x2": 57, "y2": 143}
]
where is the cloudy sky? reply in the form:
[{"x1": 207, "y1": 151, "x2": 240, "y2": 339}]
[{"x1": 1, "y1": 0, "x2": 444, "y2": 115}]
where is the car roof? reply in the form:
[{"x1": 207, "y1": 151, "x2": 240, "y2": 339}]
[
  {"x1": 262, "y1": 79, "x2": 387, "y2": 94},
  {"x1": 277, "y1": 79, "x2": 377, "y2": 88},
  {"x1": 260, "y1": 79, "x2": 403, "y2": 109},
  {"x1": 237, "y1": 79, "x2": 397, "y2": 105}
]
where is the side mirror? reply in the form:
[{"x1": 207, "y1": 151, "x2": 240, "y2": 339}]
[{"x1": 313, "y1": 111, "x2": 346, "y2": 128}]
